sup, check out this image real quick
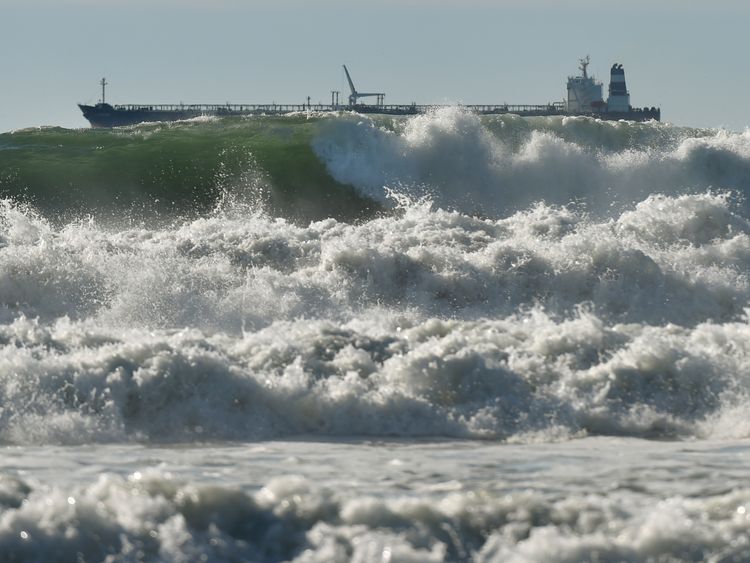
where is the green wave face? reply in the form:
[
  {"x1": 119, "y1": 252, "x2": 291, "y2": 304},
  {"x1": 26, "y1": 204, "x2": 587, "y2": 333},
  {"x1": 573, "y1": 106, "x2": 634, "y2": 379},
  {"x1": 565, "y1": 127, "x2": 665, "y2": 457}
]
[{"x1": 0, "y1": 116, "x2": 379, "y2": 223}]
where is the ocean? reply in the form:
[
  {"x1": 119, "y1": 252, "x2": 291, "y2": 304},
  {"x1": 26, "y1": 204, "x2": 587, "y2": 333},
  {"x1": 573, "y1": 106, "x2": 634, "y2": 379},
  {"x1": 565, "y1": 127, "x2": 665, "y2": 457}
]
[{"x1": 1, "y1": 109, "x2": 750, "y2": 561}]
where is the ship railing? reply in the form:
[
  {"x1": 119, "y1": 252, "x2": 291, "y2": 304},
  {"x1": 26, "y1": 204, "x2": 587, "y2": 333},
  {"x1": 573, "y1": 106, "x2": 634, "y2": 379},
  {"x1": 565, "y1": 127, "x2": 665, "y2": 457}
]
[
  {"x1": 110, "y1": 103, "x2": 326, "y2": 112},
  {"x1": 107, "y1": 101, "x2": 572, "y2": 116},
  {"x1": 350, "y1": 103, "x2": 566, "y2": 111},
  {"x1": 465, "y1": 103, "x2": 566, "y2": 113}
]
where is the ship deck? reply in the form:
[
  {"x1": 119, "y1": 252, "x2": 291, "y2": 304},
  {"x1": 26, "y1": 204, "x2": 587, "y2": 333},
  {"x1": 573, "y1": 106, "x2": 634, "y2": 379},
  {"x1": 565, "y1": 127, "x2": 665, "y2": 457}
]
[{"x1": 109, "y1": 102, "x2": 568, "y2": 116}]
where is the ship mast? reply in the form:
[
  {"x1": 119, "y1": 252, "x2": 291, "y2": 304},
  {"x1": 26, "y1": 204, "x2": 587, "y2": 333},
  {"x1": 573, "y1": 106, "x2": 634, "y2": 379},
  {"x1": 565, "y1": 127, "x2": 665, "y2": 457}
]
[
  {"x1": 100, "y1": 77, "x2": 108, "y2": 104},
  {"x1": 579, "y1": 56, "x2": 590, "y2": 79}
]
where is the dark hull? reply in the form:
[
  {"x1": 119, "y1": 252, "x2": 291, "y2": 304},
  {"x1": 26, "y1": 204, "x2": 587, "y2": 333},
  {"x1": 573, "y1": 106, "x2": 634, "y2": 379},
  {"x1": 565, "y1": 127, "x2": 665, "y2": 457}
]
[
  {"x1": 79, "y1": 102, "x2": 660, "y2": 128},
  {"x1": 78, "y1": 104, "x2": 205, "y2": 128}
]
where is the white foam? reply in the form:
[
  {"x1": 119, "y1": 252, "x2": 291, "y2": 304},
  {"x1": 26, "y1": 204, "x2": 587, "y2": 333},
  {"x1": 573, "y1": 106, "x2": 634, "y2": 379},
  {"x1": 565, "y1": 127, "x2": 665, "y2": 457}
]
[
  {"x1": 1, "y1": 186, "x2": 749, "y2": 443},
  {"x1": 5, "y1": 465, "x2": 748, "y2": 562},
  {"x1": 313, "y1": 109, "x2": 750, "y2": 217}
]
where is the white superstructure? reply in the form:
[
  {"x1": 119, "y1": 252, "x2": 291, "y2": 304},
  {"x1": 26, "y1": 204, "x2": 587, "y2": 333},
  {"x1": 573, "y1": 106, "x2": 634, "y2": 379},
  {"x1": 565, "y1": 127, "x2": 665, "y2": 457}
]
[{"x1": 566, "y1": 56, "x2": 604, "y2": 113}]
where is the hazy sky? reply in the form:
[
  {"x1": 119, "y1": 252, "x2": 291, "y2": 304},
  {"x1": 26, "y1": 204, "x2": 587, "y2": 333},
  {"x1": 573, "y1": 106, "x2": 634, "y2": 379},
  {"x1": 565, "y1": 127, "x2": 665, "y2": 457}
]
[{"x1": 1, "y1": 0, "x2": 748, "y2": 132}]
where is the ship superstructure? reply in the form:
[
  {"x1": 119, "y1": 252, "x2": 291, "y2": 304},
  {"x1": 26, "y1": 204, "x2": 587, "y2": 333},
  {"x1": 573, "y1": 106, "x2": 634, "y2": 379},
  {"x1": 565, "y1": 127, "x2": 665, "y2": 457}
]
[
  {"x1": 566, "y1": 56, "x2": 605, "y2": 113},
  {"x1": 564, "y1": 56, "x2": 657, "y2": 120},
  {"x1": 78, "y1": 59, "x2": 660, "y2": 128}
]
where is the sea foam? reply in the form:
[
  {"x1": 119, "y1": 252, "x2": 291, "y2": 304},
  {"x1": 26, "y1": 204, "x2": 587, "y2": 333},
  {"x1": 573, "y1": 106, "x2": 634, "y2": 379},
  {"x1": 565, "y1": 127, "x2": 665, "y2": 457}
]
[{"x1": 0, "y1": 188, "x2": 748, "y2": 444}]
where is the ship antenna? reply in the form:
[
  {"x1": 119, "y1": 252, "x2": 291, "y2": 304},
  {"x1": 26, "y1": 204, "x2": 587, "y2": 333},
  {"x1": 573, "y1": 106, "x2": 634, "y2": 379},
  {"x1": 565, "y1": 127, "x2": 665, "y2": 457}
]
[
  {"x1": 579, "y1": 56, "x2": 590, "y2": 79},
  {"x1": 100, "y1": 77, "x2": 108, "y2": 104}
]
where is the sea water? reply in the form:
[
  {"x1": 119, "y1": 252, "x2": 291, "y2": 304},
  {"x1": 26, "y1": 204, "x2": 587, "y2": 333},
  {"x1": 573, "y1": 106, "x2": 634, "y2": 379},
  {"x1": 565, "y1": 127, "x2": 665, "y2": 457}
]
[{"x1": 1, "y1": 109, "x2": 750, "y2": 561}]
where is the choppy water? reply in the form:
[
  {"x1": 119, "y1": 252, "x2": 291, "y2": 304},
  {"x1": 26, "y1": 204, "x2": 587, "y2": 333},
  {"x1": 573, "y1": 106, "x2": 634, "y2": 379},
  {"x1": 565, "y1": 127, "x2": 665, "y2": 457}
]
[{"x1": 1, "y1": 109, "x2": 750, "y2": 561}]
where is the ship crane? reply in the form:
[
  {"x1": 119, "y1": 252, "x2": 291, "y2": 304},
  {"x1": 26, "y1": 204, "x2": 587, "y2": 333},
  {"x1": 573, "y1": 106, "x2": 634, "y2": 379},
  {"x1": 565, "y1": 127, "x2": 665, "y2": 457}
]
[{"x1": 343, "y1": 65, "x2": 385, "y2": 107}]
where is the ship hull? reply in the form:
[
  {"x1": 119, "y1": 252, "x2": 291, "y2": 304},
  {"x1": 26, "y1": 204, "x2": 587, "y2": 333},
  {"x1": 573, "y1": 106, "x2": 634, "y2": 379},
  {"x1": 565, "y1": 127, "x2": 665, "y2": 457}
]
[
  {"x1": 78, "y1": 104, "x2": 206, "y2": 128},
  {"x1": 78, "y1": 103, "x2": 660, "y2": 128}
]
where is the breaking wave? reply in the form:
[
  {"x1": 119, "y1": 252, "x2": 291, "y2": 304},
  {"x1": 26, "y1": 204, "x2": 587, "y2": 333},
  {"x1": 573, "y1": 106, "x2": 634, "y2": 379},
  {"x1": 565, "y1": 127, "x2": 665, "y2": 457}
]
[
  {"x1": 3, "y1": 109, "x2": 750, "y2": 223},
  {"x1": 313, "y1": 108, "x2": 750, "y2": 216}
]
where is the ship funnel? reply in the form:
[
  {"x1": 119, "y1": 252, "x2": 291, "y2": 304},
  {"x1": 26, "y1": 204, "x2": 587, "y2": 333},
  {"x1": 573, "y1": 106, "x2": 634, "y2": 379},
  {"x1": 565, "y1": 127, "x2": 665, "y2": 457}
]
[{"x1": 607, "y1": 63, "x2": 630, "y2": 112}]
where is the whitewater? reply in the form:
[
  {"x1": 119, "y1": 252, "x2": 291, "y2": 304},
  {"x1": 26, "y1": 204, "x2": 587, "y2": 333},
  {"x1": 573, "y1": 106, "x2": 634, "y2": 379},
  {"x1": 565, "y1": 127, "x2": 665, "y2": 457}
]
[{"x1": 1, "y1": 109, "x2": 750, "y2": 561}]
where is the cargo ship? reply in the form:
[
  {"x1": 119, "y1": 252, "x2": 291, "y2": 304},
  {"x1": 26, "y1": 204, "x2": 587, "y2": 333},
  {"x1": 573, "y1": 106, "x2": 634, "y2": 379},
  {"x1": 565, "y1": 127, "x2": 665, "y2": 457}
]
[{"x1": 78, "y1": 58, "x2": 660, "y2": 128}]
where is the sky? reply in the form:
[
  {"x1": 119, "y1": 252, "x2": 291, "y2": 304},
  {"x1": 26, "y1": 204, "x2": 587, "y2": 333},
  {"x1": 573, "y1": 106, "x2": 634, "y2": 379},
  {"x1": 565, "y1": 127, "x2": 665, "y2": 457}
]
[{"x1": 1, "y1": 0, "x2": 748, "y2": 132}]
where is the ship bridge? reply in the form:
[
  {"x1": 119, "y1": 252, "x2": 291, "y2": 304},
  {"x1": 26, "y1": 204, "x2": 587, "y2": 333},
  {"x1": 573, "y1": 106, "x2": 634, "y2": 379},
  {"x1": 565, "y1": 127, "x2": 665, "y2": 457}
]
[{"x1": 566, "y1": 56, "x2": 604, "y2": 113}]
